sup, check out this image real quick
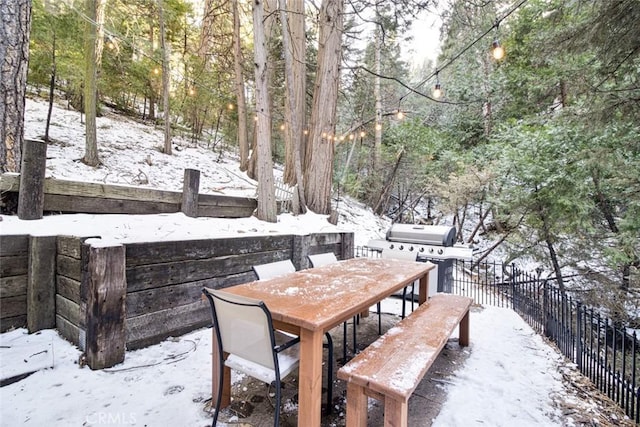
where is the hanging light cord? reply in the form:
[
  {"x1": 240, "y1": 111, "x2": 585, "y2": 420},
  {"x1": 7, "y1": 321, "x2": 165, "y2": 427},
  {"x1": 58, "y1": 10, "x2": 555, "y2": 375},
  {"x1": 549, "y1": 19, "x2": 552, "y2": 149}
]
[{"x1": 375, "y1": 0, "x2": 530, "y2": 102}]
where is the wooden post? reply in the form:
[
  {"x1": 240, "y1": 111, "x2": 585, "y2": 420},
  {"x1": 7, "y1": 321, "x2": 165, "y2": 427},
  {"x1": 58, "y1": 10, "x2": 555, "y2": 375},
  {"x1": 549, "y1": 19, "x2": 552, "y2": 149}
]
[
  {"x1": 84, "y1": 241, "x2": 126, "y2": 369},
  {"x1": 27, "y1": 235, "x2": 57, "y2": 332},
  {"x1": 181, "y1": 168, "x2": 200, "y2": 217},
  {"x1": 341, "y1": 232, "x2": 355, "y2": 260},
  {"x1": 292, "y1": 234, "x2": 311, "y2": 270},
  {"x1": 18, "y1": 139, "x2": 47, "y2": 220}
]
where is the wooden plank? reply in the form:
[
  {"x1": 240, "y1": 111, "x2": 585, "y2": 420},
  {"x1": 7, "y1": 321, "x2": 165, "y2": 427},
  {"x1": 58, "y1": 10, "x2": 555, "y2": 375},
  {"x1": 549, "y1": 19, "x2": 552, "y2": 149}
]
[
  {"x1": 0, "y1": 275, "x2": 27, "y2": 298},
  {"x1": 85, "y1": 244, "x2": 126, "y2": 369},
  {"x1": 57, "y1": 236, "x2": 84, "y2": 259},
  {"x1": 198, "y1": 192, "x2": 257, "y2": 208},
  {"x1": 0, "y1": 234, "x2": 29, "y2": 256},
  {"x1": 309, "y1": 233, "x2": 342, "y2": 245},
  {"x1": 197, "y1": 204, "x2": 255, "y2": 218},
  {"x1": 56, "y1": 294, "x2": 82, "y2": 327},
  {"x1": 125, "y1": 252, "x2": 270, "y2": 292},
  {"x1": 56, "y1": 314, "x2": 81, "y2": 347},
  {"x1": 126, "y1": 281, "x2": 205, "y2": 318},
  {"x1": 125, "y1": 300, "x2": 210, "y2": 350},
  {"x1": 44, "y1": 194, "x2": 179, "y2": 215},
  {"x1": 0, "y1": 173, "x2": 182, "y2": 203},
  {"x1": 28, "y1": 235, "x2": 57, "y2": 331},
  {"x1": 124, "y1": 234, "x2": 293, "y2": 267},
  {"x1": 0, "y1": 172, "x2": 20, "y2": 191},
  {"x1": 0, "y1": 315, "x2": 27, "y2": 332},
  {"x1": 57, "y1": 254, "x2": 82, "y2": 281},
  {"x1": 57, "y1": 275, "x2": 81, "y2": 304},
  {"x1": 0, "y1": 295, "x2": 27, "y2": 318},
  {"x1": 0, "y1": 255, "x2": 28, "y2": 276}
]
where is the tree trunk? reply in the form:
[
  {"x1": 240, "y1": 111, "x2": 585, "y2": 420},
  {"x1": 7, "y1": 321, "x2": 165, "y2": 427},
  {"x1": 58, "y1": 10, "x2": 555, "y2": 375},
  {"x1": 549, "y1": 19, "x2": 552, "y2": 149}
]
[
  {"x1": 82, "y1": 0, "x2": 101, "y2": 167},
  {"x1": 0, "y1": 0, "x2": 32, "y2": 173},
  {"x1": 304, "y1": 0, "x2": 343, "y2": 215},
  {"x1": 158, "y1": 0, "x2": 171, "y2": 155},
  {"x1": 147, "y1": 25, "x2": 156, "y2": 121},
  {"x1": 232, "y1": 0, "x2": 249, "y2": 171},
  {"x1": 373, "y1": 19, "x2": 382, "y2": 171},
  {"x1": 374, "y1": 147, "x2": 404, "y2": 215},
  {"x1": 280, "y1": 0, "x2": 307, "y2": 213},
  {"x1": 45, "y1": 32, "x2": 56, "y2": 143},
  {"x1": 253, "y1": 0, "x2": 277, "y2": 222}
]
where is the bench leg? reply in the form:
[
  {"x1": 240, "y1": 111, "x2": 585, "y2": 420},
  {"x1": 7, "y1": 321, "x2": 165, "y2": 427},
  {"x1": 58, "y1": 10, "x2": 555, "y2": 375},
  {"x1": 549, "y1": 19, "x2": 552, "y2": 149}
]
[
  {"x1": 345, "y1": 383, "x2": 368, "y2": 427},
  {"x1": 459, "y1": 310, "x2": 470, "y2": 346},
  {"x1": 384, "y1": 397, "x2": 408, "y2": 427}
]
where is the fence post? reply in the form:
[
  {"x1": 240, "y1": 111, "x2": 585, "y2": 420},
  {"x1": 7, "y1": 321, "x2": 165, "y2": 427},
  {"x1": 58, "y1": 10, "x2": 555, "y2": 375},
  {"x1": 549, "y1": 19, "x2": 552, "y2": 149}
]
[
  {"x1": 576, "y1": 301, "x2": 583, "y2": 371},
  {"x1": 181, "y1": 168, "x2": 200, "y2": 217},
  {"x1": 18, "y1": 139, "x2": 47, "y2": 220},
  {"x1": 84, "y1": 240, "x2": 126, "y2": 369},
  {"x1": 27, "y1": 235, "x2": 57, "y2": 332}
]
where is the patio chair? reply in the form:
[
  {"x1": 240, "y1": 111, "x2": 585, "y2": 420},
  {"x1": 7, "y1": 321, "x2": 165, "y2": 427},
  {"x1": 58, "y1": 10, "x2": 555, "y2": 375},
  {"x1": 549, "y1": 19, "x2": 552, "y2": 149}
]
[
  {"x1": 307, "y1": 253, "x2": 383, "y2": 359},
  {"x1": 202, "y1": 288, "x2": 334, "y2": 426},
  {"x1": 252, "y1": 259, "x2": 296, "y2": 280},
  {"x1": 252, "y1": 258, "x2": 334, "y2": 411}
]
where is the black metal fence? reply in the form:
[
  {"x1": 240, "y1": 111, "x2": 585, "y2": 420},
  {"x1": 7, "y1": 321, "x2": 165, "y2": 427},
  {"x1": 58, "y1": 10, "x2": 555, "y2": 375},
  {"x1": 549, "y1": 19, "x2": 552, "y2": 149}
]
[{"x1": 355, "y1": 247, "x2": 640, "y2": 423}]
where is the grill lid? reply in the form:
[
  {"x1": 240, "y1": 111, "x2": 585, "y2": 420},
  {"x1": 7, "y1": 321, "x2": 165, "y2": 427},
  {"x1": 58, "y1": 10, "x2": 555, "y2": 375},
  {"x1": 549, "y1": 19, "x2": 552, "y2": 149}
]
[{"x1": 385, "y1": 224, "x2": 456, "y2": 247}]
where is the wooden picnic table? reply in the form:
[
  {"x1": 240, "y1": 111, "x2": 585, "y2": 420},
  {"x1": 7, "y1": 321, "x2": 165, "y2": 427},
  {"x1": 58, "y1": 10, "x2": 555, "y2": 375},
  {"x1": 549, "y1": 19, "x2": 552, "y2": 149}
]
[{"x1": 215, "y1": 256, "x2": 435, "y2": 427}]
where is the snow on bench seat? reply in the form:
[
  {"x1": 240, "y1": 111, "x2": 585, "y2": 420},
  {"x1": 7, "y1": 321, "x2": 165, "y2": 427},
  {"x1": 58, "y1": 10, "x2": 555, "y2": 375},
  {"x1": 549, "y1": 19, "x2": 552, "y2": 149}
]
[{"x1": 337, "y1": 293, "x2": 473, "y2": 427}]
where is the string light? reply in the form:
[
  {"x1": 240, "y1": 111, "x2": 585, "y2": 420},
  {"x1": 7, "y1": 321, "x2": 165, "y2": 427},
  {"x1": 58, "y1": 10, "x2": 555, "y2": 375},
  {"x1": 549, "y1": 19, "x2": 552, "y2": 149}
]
[
  {"x1": 492, "y1": 19, "x2": 505, "y2": 60},
  {"x1": 433, "y1": 71, "x2": 442, "y2": 99},
  {"x1": 375, "y1": 123, "x2": 382, "y2": 131},
  {"x1": 432, "y1": 82, "x2": 442, "y2": 99},
  {"x1": 359, "y1": 130, "x2": 366, "y2": 138},
  {"x1": 396, "y1": 110, "x2": 405, "y2": 120},
  {"x1": 492, "y1": 39, "x2": 505, "y2": 60}
]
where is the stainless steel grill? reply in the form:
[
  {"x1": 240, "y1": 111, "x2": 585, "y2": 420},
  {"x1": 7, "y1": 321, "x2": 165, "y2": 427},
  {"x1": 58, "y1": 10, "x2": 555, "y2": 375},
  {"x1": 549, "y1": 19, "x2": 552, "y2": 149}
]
[{"x1": 367, "y1": 224, "x2": 473, "y2": 297}]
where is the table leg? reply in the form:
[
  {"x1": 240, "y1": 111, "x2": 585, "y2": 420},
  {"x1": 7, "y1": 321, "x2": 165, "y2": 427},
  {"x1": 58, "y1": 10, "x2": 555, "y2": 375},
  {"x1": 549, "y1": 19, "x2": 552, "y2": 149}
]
[
  {"x1": 297, "y1": 328, "x2": 324, "y2": 427},
  {"x1": 418, "y1": 270, "x2": 428, "y2": 305}
]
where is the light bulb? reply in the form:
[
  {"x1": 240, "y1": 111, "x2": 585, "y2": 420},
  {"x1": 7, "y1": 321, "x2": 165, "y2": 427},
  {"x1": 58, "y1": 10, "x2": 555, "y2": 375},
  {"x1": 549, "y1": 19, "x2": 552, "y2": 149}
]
[
  {"x1": 492, "y1": 40, "x2": 505, "y2": 60},
  {"x1": 432, "y1": 83, "x2": 442, "y2": 99},
  {"x1": 397, "y1": 110, "x2": 405, "y2": 120}
]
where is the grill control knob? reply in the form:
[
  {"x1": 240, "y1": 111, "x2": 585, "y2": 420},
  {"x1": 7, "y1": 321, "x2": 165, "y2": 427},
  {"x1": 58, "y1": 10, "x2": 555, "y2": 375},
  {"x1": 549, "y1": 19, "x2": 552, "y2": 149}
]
[
  {"x1": 399, "y1": 245, "x2": 404, "y2": 250},
  {"x1": 429, "y1": 248, "x2": 434, "y2": 253},
  {"x1": 409, "y1": 246, "x2": 414, "y2": 251},
  {"x1": 438, "y1": 248, "x2": 443, "y2": 255},
  {"x1": 419, "y1": 247, "x2": 425, "y2": 252},
  {"x1": 389, "y1": 244, "x2": 394, "y2": 249}
]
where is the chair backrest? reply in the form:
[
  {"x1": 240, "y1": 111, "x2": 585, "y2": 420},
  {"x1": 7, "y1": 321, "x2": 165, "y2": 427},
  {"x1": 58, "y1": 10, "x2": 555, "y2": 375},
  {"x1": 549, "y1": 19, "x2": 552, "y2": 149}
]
[
  {"x1": 381, "y1": 249, "x2": 418, "y2": 261},
  {"x1": 308, "y1": 252, "x2": 338, "y2": 267},
  {"x1": 253, "y1": 259, "x2": 296, "y2": 280},
  {"x1": 203, "y1": 288, "x2": 277, "y2": 370}
]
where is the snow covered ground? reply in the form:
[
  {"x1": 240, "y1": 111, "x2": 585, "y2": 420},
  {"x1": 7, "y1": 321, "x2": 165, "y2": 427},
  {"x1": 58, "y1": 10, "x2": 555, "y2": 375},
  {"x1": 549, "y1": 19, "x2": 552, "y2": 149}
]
[{"x1": 0, "y1": 98, "x2": 632, "y2": 426}]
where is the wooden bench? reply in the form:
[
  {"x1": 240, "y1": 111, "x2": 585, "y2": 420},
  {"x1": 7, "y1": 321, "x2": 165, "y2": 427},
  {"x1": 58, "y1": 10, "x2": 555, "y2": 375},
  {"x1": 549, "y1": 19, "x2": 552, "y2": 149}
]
[{"x1": 337, "y1": 293, "x2": 473, "y2": 427}]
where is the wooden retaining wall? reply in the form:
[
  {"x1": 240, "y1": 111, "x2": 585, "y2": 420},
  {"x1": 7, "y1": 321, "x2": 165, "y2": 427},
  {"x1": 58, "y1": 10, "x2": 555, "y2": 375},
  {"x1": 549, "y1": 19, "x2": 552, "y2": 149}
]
[
  {"x1": 0, "y1": 173, "x2": 258, "y2": 218},
  {"x1": 0, "y1": 235, "x2": 29, "y2": 331},
  {"x1": 0, "y1": 231, "x2": 354, "y2": 369}
]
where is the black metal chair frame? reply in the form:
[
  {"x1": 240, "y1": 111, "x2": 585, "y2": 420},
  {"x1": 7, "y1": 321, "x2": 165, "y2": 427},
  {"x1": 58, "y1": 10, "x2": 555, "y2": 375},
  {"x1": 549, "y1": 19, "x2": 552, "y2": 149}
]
[{"x1": 203, "y1": 288, "x2": 333, "y2": 426}]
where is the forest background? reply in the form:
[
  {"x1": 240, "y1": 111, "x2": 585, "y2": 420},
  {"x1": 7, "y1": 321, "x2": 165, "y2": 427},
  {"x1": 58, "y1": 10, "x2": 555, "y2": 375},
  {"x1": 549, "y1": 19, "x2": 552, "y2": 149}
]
[{"x1": 1, "y1": 0, "x2": 639, "y2": 324}]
